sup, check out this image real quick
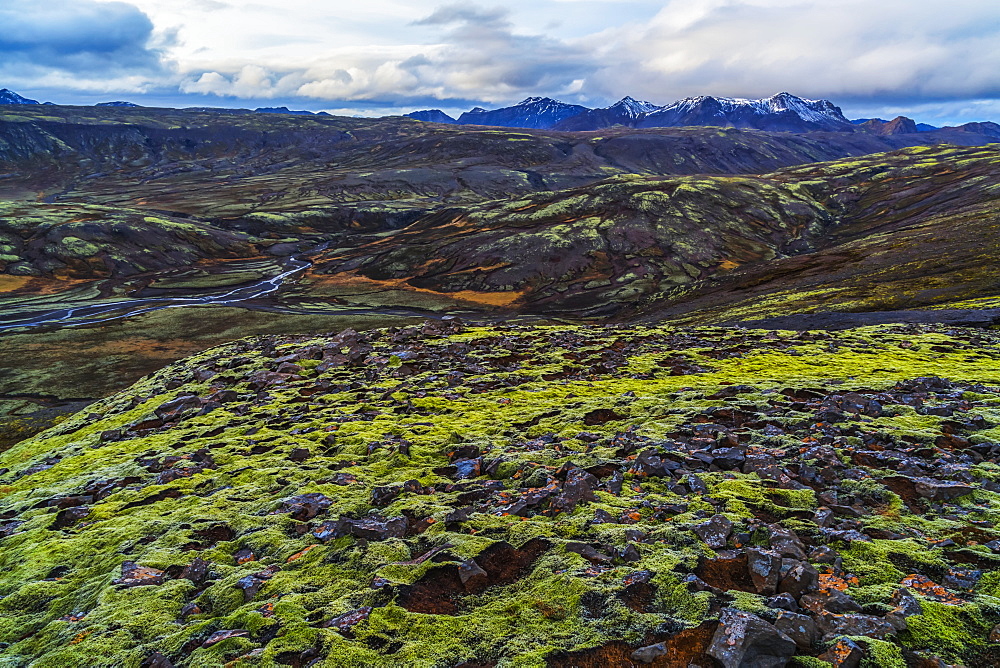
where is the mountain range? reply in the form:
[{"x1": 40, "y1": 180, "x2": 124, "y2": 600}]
[
  {"x1": 3, "y1": 86, "x2": 998, "y2": 135},
  {"x1": 408, "y1": 92, "x2": 999, "y2": 135}
]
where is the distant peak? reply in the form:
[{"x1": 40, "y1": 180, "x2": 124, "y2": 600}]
[
  {"x1": 609, "y1": 96, "x2": 661, "y2": 114},
  {"x1": 517, "y1": 97, "x2": 558, "y2": 106},
  {"x1": 0, "y1": 88, "x2": 40, "y2": 105}
]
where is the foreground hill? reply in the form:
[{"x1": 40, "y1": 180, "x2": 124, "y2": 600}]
[
  {"x1": 313, "y1": 144, "x2": 1000, "y2": 320},
  {"x1": 3, "y1": 322, "x2": 1000, "y2": 666}
]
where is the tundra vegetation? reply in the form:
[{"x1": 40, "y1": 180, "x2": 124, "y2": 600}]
[{"x1": 2, "y1": 105, "x2": 1000, "y2": 666}]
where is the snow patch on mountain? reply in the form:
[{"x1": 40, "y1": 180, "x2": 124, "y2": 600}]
[{"x1": 0, "y1": 89, "x2": 40, "y2": 105}]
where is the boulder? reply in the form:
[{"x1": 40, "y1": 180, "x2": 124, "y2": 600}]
[
  {"x1": 693, "y1": 514, "x2": 733, "y2": 549},
  {"x1": 114, "y1": 561, "x2": 165, "y2": 588},
  {"x1": 707, "y1": 608, "x2": 796, "y2": 668},
  {"x1": 747, "y1": 548, "x2": 783, "y2": 595},
  {"x1": 773, "y1": 611, "x2": 818, "y2": 650},
  {"x1": 777, "y1": 561, "x2": 819, "y2": 599},
  {"x1": 817, "y1": 637, "x2": 865, "y2": 668},
  {"x1": 630, "y1": 642, "x2": 668, "y2": 663},
  {"x1": 914, "y1": 478, "x2": 974, "y2": 501},
  {"x1": 277, "y1": 493, "x2": 331, "y2": 520}
]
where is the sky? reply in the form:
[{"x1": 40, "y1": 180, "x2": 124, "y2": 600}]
[{"x1": 3, "y1": 0, "x2": 1000, "y2": 125}]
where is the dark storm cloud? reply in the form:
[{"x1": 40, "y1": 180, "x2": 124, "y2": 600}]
[{"x1": 0, "y1": 0, "x2": 164, "y2": 73}]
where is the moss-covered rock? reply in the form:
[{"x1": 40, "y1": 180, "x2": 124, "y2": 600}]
[{"x1": 3, "y1": 321, "x2": 1000, "y2": 665}]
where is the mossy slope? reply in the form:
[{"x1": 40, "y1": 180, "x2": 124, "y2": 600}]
[{"x1": 3, "y1": 322, "x2": 1000, "y2": 666}]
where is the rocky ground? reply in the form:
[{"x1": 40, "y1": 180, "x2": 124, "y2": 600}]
[{"x1": 3, "y1": 321, "x2": 1000, "y2": 666}]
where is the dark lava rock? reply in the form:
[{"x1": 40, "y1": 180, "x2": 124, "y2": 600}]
[
  {"x1": 768, "y1": 525, "x2": 807, "y2": 559},
  {"x1": 370, "y1": 485, "x2": 402, "y2": 507},
  {"x1": 765, "y1": 593, "x2": 799, "y2": 612},
  {"x1": 141, "y1": 652, "x2": 175, "y2": 668},
  {"x1": 551, "y1": 468, "x2": 599, "y2": 514},
  {"x1": 747, "y1": 548, "x2": 783, "y2": 595},
  {"x1": 277, "y1": 493, "x2": 331, "y2": 520},
  {"x1": 179, "y1": 557, "x2": 210, "y2": 584},
  {"x1": 773, "y1": 611, "x2": 818, "y2": 650},
  {"x1": 777, "y1": 561, "x2": 818, "y2": 599},
  {"x1": 709, "y1": 384, "x2": 755, "y2": 399},
  {"x1": 346, "y1": 516, "x2": 408, "y2": 540},
  {"x1": 914, "y1": 478, "x2": 974, "y2": 501},
  {"x1": 630, "y1": 642, "x2": 668, "y2": 663},
  {"x1": 692, "y1": 514, "x2": 733, "y2": 549},
  {"x1": 154, "y1": 394, "x2": 204, "y2": 419},
  {"x1": 800, "y1": 590, "x2": 863, "y2": 615},
  {"x1": 817, "y1": 613, "x2": 896, "y2": 640},
  {"x1": 566, "y1": 542, "x2": 612, "y2": 563},
  {"x1": 319, "y1": 607, "x2": 372, "y2": 633},
  {"x1": 707, "y1": 608, "x2": 796, "y2": 668},
  {"x1": 114, "y1": 561, "x2": 166, "y2": 588},
  {"x1": 817, "y1": 636, "x2": 865, "y2": 667},
  {"x1": 50, "y1": 506, "x2": 90, "y2": 530},
  {"x1": 289, "y1": 448, "x2": 311, "y2": 462},
  {"x1": 458, "y1": 559, "x2": 488, "y2": 588},
  {"x1": 202, "y1": 629, "x2": 249, "y2": 648},
  {"x1": 453, "y1": 458, "x2": 483, "y2": 480},
  {"x1": 236, "y1": 565, "x2": 280, "y2": 601}
]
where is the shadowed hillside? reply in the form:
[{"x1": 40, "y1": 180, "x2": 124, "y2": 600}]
[{"x1": 312, "y1": 144, "x2": 1000, "y2": 320}]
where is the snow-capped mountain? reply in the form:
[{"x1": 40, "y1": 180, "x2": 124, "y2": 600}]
[
  {"x1": 406, "y1": 92, "x2": 855, "y2": 132},
  {"x1": 554, "y1": 97, "x2": 663, "y2": 131},
  {"x1": 457, "y1": 97, "x2": 589, "y2": 129},
  {"x1": 405, "y1": 109, "x2": 458, "y2": 124},
  {"x1": 96, "y1": 101, "x2": 139, "y2": 108},
  {"x1": 0, "y1": 88, "x2": 40, "y2": 105},
  {"x1": 638, "y1": 92, "x2": 852, "y2": 132}
]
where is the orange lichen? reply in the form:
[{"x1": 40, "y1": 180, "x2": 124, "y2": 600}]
[
  {"x1": 287, "y1": 544, "x2": 317, "y2": 562},
  {"x1": 818, "y1": 573, "x2": 858, "y2": 593},
  {"x1": 900, "y1": 574, "x2": 963, "y2": 605},
  {"x1": 69, "y1": 630, "x2": 94, "y2": 645}
]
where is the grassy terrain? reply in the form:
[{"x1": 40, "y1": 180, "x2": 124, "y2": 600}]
[
  {"x1": 2, "y1": 322, "x2": 1000, "y2": 665},
  {"x1": 0, "y1": 307, "x2": 425, "y2": 451}
]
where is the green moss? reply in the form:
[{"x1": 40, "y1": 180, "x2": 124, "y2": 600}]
[
  {"x1": 900, "y1": 600, "x2": 991, "y2": 662},
  {"x1": 853, "y1": 637, "x2": 907, "y2": 668},
  {"x1": 5, "y1": 322, "x2": 1000, "y2": 664}
]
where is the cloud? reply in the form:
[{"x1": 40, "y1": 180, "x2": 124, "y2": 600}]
[
  {"x1": 180, "y1": 3, "x2": 596, "y2": 105},
  {"x1": 414, "y1": 5, "x2": 510, "y2": 27},
  {"x1": 585, "y1": 0, "x2": 1000, "y2": 106},
  {"x1": 0, "y1": 0, "x2": 166, "y2": 75}
]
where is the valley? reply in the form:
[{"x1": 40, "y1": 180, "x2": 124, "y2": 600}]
[{"x1": 2, "y1": 99, "x2": 1000, "y2": 667}]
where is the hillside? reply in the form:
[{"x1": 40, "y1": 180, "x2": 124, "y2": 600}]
[
  {"x1": 3, "y1": 322, "x2": 1000, "y2": 666},
  {"x1": 1, "y1": 106, "x2": 995, "y2": 223},
  {"x1": 312, "y1": 144, "x2": 1000, "y2": 320}
]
